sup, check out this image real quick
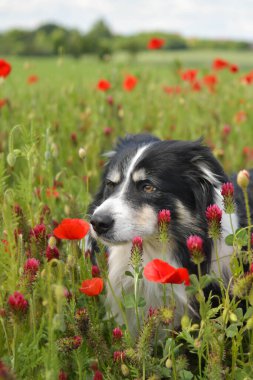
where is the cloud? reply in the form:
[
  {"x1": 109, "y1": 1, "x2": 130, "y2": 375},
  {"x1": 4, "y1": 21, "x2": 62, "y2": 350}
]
[{"x1": 0, "y1": 0, "x2": 252, "y2": 40}]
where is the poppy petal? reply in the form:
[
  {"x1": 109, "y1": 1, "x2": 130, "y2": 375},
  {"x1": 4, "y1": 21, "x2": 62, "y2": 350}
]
[
  {"x1": 143, "y1": 259, "x2": 176, "y2": 283},
  {"x1": 53, "y1": 218, "x2": 90, "y2": 240},
  {"x1": 79, "y1": 278, "x2": 104, "y2": 296}
]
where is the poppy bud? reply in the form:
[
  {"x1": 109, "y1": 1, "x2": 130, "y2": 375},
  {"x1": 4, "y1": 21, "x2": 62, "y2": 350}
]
[
  {"x1": 78, "y1": 147, "x2": 86, "y2": 160},
  {"x1": 7, "y1": 152, "x2": 16, "y2": 167},
  {"x1": 121, "y1": 364, "x2": 129, "y2": 377},
  {"x1": 237, "y1": 169, "x2": 250, "y2": 189}
]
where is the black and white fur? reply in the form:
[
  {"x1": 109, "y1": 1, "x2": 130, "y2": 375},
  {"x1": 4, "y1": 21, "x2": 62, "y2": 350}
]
[{"x1": 88, "y1": 134, "x2": 252, "y2": 330}]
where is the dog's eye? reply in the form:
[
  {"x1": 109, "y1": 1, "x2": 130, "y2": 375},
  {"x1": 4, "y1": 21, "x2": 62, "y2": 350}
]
[
  {"x1": 143, "y1": 184, "x2": 156, "y2": 193},
  {"x1": 106, "y1": 179, "x2": 116, "y2": 190}
]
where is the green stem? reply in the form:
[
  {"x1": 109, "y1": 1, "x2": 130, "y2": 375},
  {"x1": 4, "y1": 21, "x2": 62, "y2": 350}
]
[
  {"x1": 1, "y1": 317, "x2": 11, "y2": 356},
  {"x1": 242, "y1": 188, "x2": 252, "y2": 262},
  {"x1": 106, "y1": 276, "x2": 132, "y2": 344},
  {"x1": 214, "y1": 238, "x2": 222, "y2": 280},
  {"x1": 134, "y1": 272, "x2": 141, "y2": 331},
  {"x1": 142, "y1": 360, "x2": 146, "y2": 380},
  {"x1": 12, "y1": 319, "x2": 17, "y2": 370},
  {"x1": 197, "y1": 263, "x2": 202, "y2": 279}
]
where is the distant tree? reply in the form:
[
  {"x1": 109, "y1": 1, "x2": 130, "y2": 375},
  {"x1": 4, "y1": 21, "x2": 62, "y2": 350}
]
[{"x1": 66, "y1": 30, "x2": 83, "y2": 58}]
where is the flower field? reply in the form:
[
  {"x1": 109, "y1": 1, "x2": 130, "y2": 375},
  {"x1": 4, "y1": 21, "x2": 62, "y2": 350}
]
[{"x1": 0, "y1": 50, "x2": 253, "y2": 379}]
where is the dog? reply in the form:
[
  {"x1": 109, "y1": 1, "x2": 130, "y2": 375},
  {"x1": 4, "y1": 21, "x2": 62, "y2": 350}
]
[{"x1": 88, "y1": 134, "x2": 253, "y2": 331}]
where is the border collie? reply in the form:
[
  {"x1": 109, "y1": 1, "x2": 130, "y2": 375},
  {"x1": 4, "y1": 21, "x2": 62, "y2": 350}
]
[{"x1": 88, "y1": 134, "x2": 252, "y2": 330}]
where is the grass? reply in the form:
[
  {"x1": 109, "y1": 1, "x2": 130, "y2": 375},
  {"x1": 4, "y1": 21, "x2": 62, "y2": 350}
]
[{"x1": 0, "y1": 51, "x2": 253, "y2": 379}]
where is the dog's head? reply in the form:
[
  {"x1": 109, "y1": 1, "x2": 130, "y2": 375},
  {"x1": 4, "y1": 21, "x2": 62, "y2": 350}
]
[{"x1": 89, "y1": 135, "x2": 228, "y2": 247}]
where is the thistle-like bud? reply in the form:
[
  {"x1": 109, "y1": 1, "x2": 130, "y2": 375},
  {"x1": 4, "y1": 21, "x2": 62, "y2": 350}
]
[
  {"x1": 130, "y1": 236, "x2": 143, "y2": 269},
  {"x1": 160, "y1": 307, "x2": 174, "y2": 325},
  {"x1": 237, "y1": 169, "x2": 250, "y2": 189},
  {"x1": 205, "y1": 204, "x2": 222, "y2": 239},
  {"x1": 221, "y1": 182, "x2": 235, "y2": 214},
  {"x1": 186, "y1": 235, "x2": 205, "y2": 265},
  {"x1": 46, "y1": 246, "x2": 60, "y2": 261},
  {"x1": 8, "y1": 291, "x2": 29, "y2": 314},
  {"x1": 75, "y1": 308, "x2": 90, "y2": 336},
  {"x1": 113, "y1": 351, "x2": 125, "y2": 362},
  {"x1": 158, "y1": 209, "x2": 171, "y2": 241},
  {"x1": 57, "y1": 336, "x2": 82, "y2": 353}
]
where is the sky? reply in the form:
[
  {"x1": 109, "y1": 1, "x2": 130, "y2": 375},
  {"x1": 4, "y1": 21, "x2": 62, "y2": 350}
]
[{"x1": 0, "y1": 0, "x2": 253, "y2": 41}]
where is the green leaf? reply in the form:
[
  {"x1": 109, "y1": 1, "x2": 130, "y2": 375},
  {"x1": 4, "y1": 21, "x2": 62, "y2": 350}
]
[
  {"x1": 236, "y1": 228, "x2": 248, "y2": 246},
  {"x1": 244, "y1": 306, "x2": 253, "y2": 320},
  {"x1": 137, "y1": 297, "x2": 146, "y2": 308},
  {"x1": 123, "y1": 294, "x2": 135, "y2": 309},
  {"x1": 225, "y1": 233, "x2": 234, "y2": 246},
  {"x1": 179, "y1": 370, "x2": 194, "y2": 380},
  {"x1": 199, "y1": 274, "x2": 214, "y2": 289},
  {"x1": 225, "y1": 324, "x2": 238, "y2": 338},
  {"x1": 125, "y1": 270, "x2": 134, "y2": 278}
]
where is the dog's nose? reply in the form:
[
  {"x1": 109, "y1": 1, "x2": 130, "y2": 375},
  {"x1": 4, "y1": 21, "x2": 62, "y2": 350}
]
[{"x1": 90, "y1": 214, "x2": 114, "y2": 235}]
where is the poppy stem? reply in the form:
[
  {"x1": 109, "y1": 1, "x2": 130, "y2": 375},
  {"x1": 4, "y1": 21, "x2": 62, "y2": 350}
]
[{"x1": 106, "y1": 276, "x2": 133, "y2": 344}]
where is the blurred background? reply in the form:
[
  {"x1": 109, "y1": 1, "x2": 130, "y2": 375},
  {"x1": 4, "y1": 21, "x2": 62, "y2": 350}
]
[{"x1": 0, "y1": 0, "x2": 252, "y2": 60}]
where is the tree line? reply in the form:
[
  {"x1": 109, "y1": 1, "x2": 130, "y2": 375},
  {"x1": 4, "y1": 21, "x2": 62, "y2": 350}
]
[{"x1": 0, "y1": 20, "x2": 251, "y2": 58}]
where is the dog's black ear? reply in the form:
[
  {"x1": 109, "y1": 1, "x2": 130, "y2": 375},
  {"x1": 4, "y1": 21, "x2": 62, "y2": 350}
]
[{"x1": 181, "y1": 140, "x2": 228, "y2": 211}]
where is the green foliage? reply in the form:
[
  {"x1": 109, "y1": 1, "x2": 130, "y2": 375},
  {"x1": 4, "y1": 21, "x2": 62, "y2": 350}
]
[
  {"x1": 0, "y1": 54, "x2": 253, "y2": 379},
  {"x1": 0, "y1": 19, "x2": 252, "y2": 57}
]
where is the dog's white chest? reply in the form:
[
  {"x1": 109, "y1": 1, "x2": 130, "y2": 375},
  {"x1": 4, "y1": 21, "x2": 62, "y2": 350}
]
[{"x1": 106, "y1": 242, "x2": 188, "y2": 332}]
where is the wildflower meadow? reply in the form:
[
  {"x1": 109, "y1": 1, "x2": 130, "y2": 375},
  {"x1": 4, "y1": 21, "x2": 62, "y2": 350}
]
[{"x1": 0, "y1": 47, "x2": 253, "y2": 380}]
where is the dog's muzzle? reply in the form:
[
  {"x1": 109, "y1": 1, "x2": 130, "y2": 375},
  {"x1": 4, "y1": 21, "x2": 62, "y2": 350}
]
[{"x1": 90, "y1": 213, "x2": 115, "y2": 235}]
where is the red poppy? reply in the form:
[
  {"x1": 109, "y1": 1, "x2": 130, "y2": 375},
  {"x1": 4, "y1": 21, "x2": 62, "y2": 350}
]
[
  {"x1": 212, "y1": 58, "x2": 230, "y2": 70},
  {"x1": 46, "y1": 187, "x2": 60, "y2": 199},
  {"x1": 229, "y1": 64, "x2": 239, "y2": 73},
  {"x1": 79, "y1": 278, "x2": 104, "y2": 296},
  {"x1": 240, "y1": 71, "x2": 253, "y2": 85},
  {"x1": 147, "y1": 38, "x2": 165, "y2": 50},
  {"x1": 27, "y1": 75, "x2": 39, "y2": 84},
  {"x1": 234, "y1": 110, "x2": 247, "y2": 123},
  {"x1": 144, "y1": 259, "x2": 190, "y2": 286},
  {"x1": 0, "y1": 59, "x2": 11, "y2": 78},
  {"x1": 0, "y1": 99, "x2": 7, "y2": 108},
  {"x1": 163, "y1": 85, "x2": 181, "y2": 95},
  {"x1": 180, "y1": 69, "x2": 198, "y2": 82},
  {"x1": 97, "y1": 79, "x2": 111, "y2": 91},
  {"x1": 191, "y1": 81, "x2": 202, "y2": 92},
  {"x1": 202, "y1": 74, "x2": 218, "y2": 91},
  {"x1": 123, "y1": 75, "x2": 138, "y2": 91},
  {"x1": 53, "y1": 218, "x2": 90, "y2": 240}
]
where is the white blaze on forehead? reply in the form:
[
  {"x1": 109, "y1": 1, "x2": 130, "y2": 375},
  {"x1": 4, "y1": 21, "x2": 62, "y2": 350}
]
[
  {"x1": 132, "y1": 168, "x2": 147, "y2": 182},
  {"x1": 119, "y1": 145, "x2": 149, "y2": 196},
  {"x1": 108, "y1": 169, "x2": 121, "y2": 183}
]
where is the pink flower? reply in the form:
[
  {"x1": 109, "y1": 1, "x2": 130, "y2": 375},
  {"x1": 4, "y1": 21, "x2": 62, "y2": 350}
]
[
  {"x1": 113, "y1": 327, "x2": 123, "y2": 340},
  {"x1": 206, "y1": 204, "x2": 222, "y2": 223},
  {"x1": 93, "y1": 370, "x2": 103, "y2": 380},
  {"x1": 46, "y1": 246, "x2": 60, "y2": 261},
  {"x1": 132, "y1": 236, "x2": 143, "y2": 252},
  {"x1": 30, "y1": 224, "x2": 46, "y2": 241},
  {"x1": 221, "y1": 182, "x2": 234, "y2": 198},
  {"x1": 113, "y1": 351, "x2": 125, "y2": 362},
  {"x1": 58, "y1": 370, "x2": 68, "y2": 380},
  {"x1": 8, "y1": 291, "x2": 28, "y2": 313},
  {"x1": 187, "y1": 235, "x2": 203, "y2": 253},
  {"x1": 24, "y1": 258, "x2": 40, "y2": 275},
  {"x1": 186, "y1": 235, "x2": 205, "y2": 265},
  {"x1": 206, "y1": 204, "x2": 222, "y2": 238},
  {"x1": 91, "y1": 265, "x2": 100, "y2": 277},
  {"x1": 158, "y1": 209, "x2": 171, "y2": 225}
]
